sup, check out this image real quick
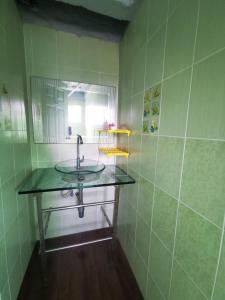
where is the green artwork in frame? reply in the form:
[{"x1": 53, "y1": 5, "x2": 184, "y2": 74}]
[{"x1": 143, "y1": 84, "x2": 161, "y2": 134}]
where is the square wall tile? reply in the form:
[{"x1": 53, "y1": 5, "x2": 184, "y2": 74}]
[
  {"x1": 145, "y1": 26, "x2": 166, "y2": 89},
  {"x1": 135, "y1": 214, "x2": 150, "y2": 264},
  {"x1": 181, "y1": 140, "x2": 225, "y2": 227},
  {"x1": 9, "y1": 258, "x2": 22, "y2": 300},
  {"x1": 187, "y1": 50, "x2": 225, "y2": 140},
  {"x1": 57, "y1": 31, "x2": 79, "y2": 69},
  {"x1": 79, "y1": 37, "x2": 100, "y2": 72},
  {"x1": 160, "y1": 68, "x2": 191, "y2": 136},
  {"x1": 130, "y1": 93, "x2": 144, "y2": 133},
  {"x1": 175, "y1": 204, "x2": 221, "y2": 298},
  {"x1": 137, "y1": 176, "x2": 154, "y2": 227},
  {"x1": 134, "y1": 0, "x2": 148, "y2": 48},
  {"x1": 132, "y1": 44, "x2": 146, "y2": 95},
  {"x1": 146, "y1": 276, "x2": 165, "y2": 300},
  {"x1": 155, "y1": 137, "x2": 184, "y2": 199},
  {"x1": 213, "y1": 237, "x2": 225, "y2": 300},
  {"x1": 164, "y1": 0, "x2": 198, "y2": 77},
  {"x1": 195, "y1": 0, "x2": 225, "y2": 61},
  {"x1": 5, "y1": 220, "x2": 20, "y2": 276},
  {"x1": 126, "y1": 203, "x2": 137, "y2": 240},
  {"x1": 0, "y1": 238, "x2": 8, "y2": 292},
  {"x1": 169, "y1": 260, "x2": 207, "y2": 300},
  {"x1": 31, "y1": 25, "x2": 57, "y2": 66},
  {"x1": 2, "y1": 178, "x2": 17, "y2": 232},
  {"x1": 97, "y1": 40, "x2": 119, "y2": 74},
  {"x1": 168, "y1": 0, "x2": 184, "y2": 15},
  {"x1": 149, "y1": 231, "x2": 172, "y2": 299},
  {"x1": 152, "y1": 188, "x2": 178, "y2": 251},
  {"x1": 132, "y1": 249, "x2": 148, "y2": 297},
  {"x1": 148, "y1": 0, "x2": 168, "y2": 39},
  {"x1": 126, "y1": 170, "x2": 139, "y2": 210},
  {"x1": 139, "y1": 135, "x2": 157, "y2": 183},
  {"x1": 128, "y1": 134, "x2": 141, "y2": 173}
]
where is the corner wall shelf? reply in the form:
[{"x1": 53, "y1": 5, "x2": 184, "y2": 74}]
[
  {"x1": 98, "y1": 129, "x2": 131, "y2": 136},
  {"x1": 98, "y1": 128, "x2": 131, "y2": 158},
  {"x1": 99, "y1": 147, "x2": 129, "y2": 157}
]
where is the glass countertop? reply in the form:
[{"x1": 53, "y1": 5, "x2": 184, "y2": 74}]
[{"x1": 18, "y1": 165, "x2": 135, "y2": 195}]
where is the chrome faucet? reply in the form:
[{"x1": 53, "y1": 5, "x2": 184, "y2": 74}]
[{"x1": 76, "y1": 134, "x2": 84, "y2": 169}]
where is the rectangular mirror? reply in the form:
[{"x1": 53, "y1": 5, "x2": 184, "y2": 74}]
[{"x1": 31, "y1": 76, "x2": 117, "y2": 143}]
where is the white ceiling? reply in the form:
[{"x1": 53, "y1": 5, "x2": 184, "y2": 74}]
[{"x1": 57, "y1": 0, "x2": 141, "y2": 20}]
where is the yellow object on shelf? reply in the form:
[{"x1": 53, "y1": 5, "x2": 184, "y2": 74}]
[
  {"x1": 99, "y1": 147, "x2": 129, "y2": 157},
  {"x1": 98, "y1": 129, "x2": 131, "y2": 136}
]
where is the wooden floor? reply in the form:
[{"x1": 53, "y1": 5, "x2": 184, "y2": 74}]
[{"x1": 18, "y1": 229, "x2": 143, "y2": 300}]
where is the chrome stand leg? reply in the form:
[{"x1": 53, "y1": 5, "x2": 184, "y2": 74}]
[
  {"x1": 36, "y1": 193, "x2": 48, "y2": 285},
  {"x1": 112, "y1": 186, "x2": 120, "y2": 237}
]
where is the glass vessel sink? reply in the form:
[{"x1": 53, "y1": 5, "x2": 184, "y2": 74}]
[{"x1": 55, "y1": 159, "x2": 105, "y2": 175}]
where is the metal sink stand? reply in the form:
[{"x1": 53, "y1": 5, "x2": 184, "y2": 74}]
[{"x1": 36, "y1": 185, "x2": 121, "y2": 285}]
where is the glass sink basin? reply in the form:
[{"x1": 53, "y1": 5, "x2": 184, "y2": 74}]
[{"x1": 55, "y1": 159, "x2": 105, "y2": 175}]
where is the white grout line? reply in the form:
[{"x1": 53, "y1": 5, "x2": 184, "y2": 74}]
[
  {"x1": 168, "y1": 0, "x2": 201, "y2": 297},
  {"x1": 210, "y1": 214, "x2": 225, "y2": 300}
]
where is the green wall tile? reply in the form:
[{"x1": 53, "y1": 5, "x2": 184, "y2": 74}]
[
  {"x1": 146, "y1": 276, "x2": 165, "y2": 300},
  {"x1": 128, "y1": 134, "x2": 141, "y2": 172},
  {"x1": 97, "y1": 40, "x2": 119, "y2": 74},
  {"x1": 149, "y1": 232, "x2": 172, "y2": 299},
  {"x1": 135, "y1": 214, "x2": 150, "y2": 264},
  {"x1": 187, "y1": 50, "x2": 225, "y2": 140},
  {"x1": 134, "y1": 0, "x2": 148, "y2": 48},
  {"x1": 5, "y1": 220, "x2": 20, "y2": 275},
  {"x1": 148, "y1": 0, "x2": 168, "y2": 39},
  {"x1": 168, "y1": 0, "x2": 184, "y2": 15},
  {"x1": 181, "y1": 140, "x2": 225, "y2": 227},
  {"x1": 0, "y1": 238, "x2": 8, "y2": 292},
  {"x1": 0, "y1": 141, "x2": 14, "y2": 184},
  {"x1": 152, "y1": 188, "x2": 178, "y2": 251},
  {"x1": 175, "y1": 204, "x2": 221, "y2": 298},
  {"x1": 137, "y1": 176, "x2": 154, "y2": 227},
  {"x1": 139, "y1": 135, "x2": 157, "y2": 183},
  {"x1": 79, "y1": 37, "x2": 101, "y2": 72},
  {"x1": 160, "y1": 68, "x2": 191, "y2": 136},
  {"x1": 31, "y1": 26, "x2": 57, "y2": 66},
  {"x1": 169, "y1": 260, "x2": 207, "y2": 300},
  {"x1": 145, "y1": 26, "x2": 166, "y2": 89},
  {"x1": 132, "y1": 250, "x2": 148, "y2": 297},
  {"x1": 155, "y1": 137, "x2": 184, "y2": 199},
  {"x1": 213, "y1": 237, "x2": 225, "y2": 300},
  {"x1": 195, "y1": 0, "x2": 225, "y2": 61},
  {"x1": 132, "y1": 45, "x2": 146, "y2": 95},
  {"x1": 0, "y1": 188, "x2": 4, "y2": 241},
  {"x1": 9, "y1": 258, "x2": 22, "y2": 300},
  {"x1": 126, "y1": 203, "x2": 137, "y2": 240},
  {"x1": 164, "y1": 0, "x2": 198, "y2": 77},
  {"x1": 2, "y1": 281, "x2": 11, "y2": 300},
  {"x1": 57, "y1": 31, "x2": 79, "y2": 69},
  {"x1": 130, "y1": 93, "x2": 144, "y2": 133},
  {"x1": 2, "y1": 178, "x2": 17, "y2": 232}
]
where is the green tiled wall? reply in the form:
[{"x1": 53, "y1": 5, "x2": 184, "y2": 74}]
[
  {"x1": 0, "y1": 1, "x2": 35, "y2": 299},
  {"x1": 117, "y1": 0, "x2": 225, "y2": 299}
]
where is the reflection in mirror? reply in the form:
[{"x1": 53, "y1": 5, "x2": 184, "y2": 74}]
[{"x1": 31, "y1": 77, "x2": 117, "y2": 143}]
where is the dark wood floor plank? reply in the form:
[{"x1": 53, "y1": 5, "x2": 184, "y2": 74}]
[{"x1": 18, "y1": 229, "x2": 143, "y2": 300}]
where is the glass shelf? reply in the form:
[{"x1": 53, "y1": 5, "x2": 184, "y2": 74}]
[{"x1": 18, "y1": 165, "x2": 135, "y2": 195}]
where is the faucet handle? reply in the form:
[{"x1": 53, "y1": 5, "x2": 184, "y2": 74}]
[{"x1": 80, "y1": 155, "x2": 84, "y2": 163}]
